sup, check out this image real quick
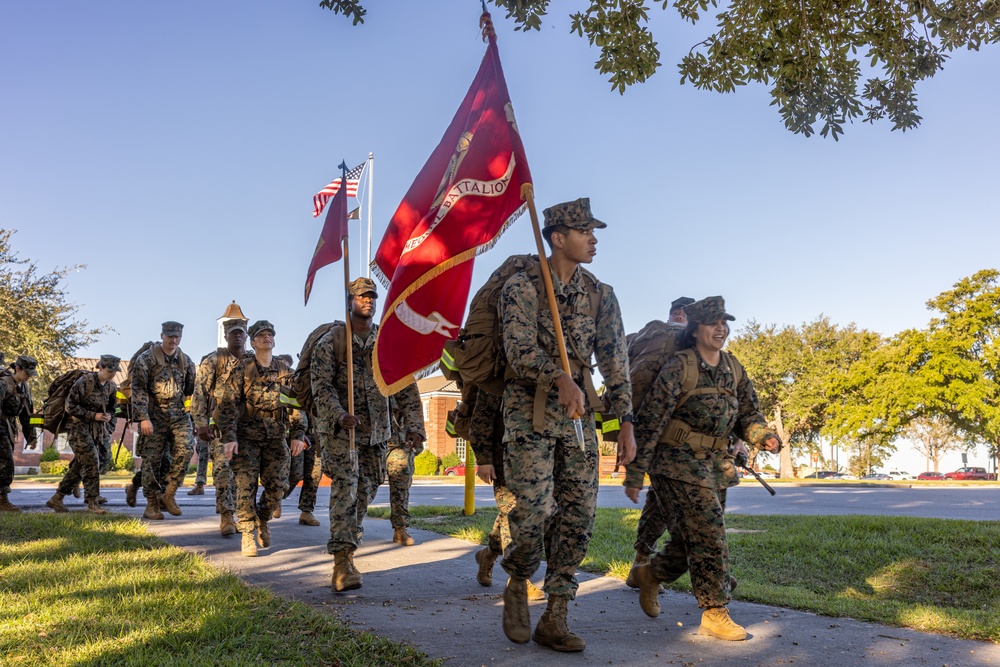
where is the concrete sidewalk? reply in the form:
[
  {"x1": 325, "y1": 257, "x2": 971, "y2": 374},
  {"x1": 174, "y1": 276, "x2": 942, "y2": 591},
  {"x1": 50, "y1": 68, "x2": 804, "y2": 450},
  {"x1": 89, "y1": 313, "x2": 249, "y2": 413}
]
[{"x1": 12, "y1": 483, "x2": 1000, "y2": 666}]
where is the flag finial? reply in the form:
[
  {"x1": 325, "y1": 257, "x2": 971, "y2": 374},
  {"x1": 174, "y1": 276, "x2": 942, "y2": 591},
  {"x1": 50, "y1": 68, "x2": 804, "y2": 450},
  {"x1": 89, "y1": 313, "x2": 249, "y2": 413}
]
[{"x1": 338, "y1": 160, "x2": 348, "y2": 177}]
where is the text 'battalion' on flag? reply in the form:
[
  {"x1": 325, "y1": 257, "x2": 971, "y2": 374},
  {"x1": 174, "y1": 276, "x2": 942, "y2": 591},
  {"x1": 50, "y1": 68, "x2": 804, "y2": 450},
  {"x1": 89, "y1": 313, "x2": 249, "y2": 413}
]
[
  {"x1": 312, "y1": 161, "x2": 366, "y2": 217},
  {"x1": 371, "y1": 10, "x2": 531, "y2": 395}
]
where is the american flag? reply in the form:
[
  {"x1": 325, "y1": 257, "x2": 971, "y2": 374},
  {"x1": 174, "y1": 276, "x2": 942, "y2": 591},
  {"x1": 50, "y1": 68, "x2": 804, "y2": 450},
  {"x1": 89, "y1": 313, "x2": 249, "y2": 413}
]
[{"x1": 312, "y1": 161, "x2": 366, "y2": 217}]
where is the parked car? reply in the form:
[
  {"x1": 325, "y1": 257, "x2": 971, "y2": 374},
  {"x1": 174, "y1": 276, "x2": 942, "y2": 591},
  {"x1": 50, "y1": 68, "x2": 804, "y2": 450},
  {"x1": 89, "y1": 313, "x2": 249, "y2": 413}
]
[
  {"x1": 886, "y1": 470, "x2": 916, "y2": 481},
  {"x1": 755, "y1": 470, "x2": 778, "y2": 479},
  {"x1": 803, "y1": 471, "x2": 837, "y2": 479},
  {"x1": 944, "y1": 466, "x2": 995, "y2": 481},
  {"x1": 444, "y1": 464, "x2": 478, "y2": 476},
  {"x1": 831, "y1": 472, "x2": 857, "y2": 480},
  {"x1": 860, "y1": 473, "x2": 891, "y2": 481},
  {"x1": 917, "y1": 471, "x2": 946, "y2": 481}
]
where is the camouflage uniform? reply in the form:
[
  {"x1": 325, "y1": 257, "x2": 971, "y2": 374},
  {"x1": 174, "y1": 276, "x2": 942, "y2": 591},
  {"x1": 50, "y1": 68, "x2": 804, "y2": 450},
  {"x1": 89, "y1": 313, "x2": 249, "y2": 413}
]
[
  {"x1": 191, "y1": 347, "x2": 247, "y2": 515},
  {"x1": 385, "y1": 400, "x2": 418, "y2": 530},
  {"x1": 0, "y1": 357, "x2": 36, "y2": 496},
  {"x1": 217, "y1": 349, "x2": 306, "y2": 534},
  {"x1": 466, "y1": 391, "x2": 514, "y2": 554},
  {"x1": 311, "y1": 321, "x2": 425, "y2": 554},
  {"x1": 498, "y1": 262, "x2": 632, "y2": 599},
  {"x1": 57, "y1": 369, "x2": 118, "y2": 500},
  {"x1": 627, "y1": 298, "x2": 779, "y2": 611},
  {"x1": 285, "y1": 423, "x2": 322, "y2": 512}
]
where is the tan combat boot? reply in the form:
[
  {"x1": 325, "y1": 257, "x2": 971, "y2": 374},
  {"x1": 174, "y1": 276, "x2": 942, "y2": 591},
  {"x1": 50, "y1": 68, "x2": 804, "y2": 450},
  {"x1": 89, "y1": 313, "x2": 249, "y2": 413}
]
[
  {"x1": 72, "y1": 483, "x2": 81, "y2": 498},
  {"x1": 393, "y1": 527, "x2": 415, "y2": 546},
  {"x1": 502, "y1": 576, "x2": 531, "y2": 644},
  {"x1": 299, "y1": 511, "x2": 320, "y2": 526},
  {"x1": 527, "y1": 580, "x2": 547, "y2": 601},
  {"x1": 331, "y1": 549, "x2": 363, "y2": 591},
  {"x1": 272, "y1": 502, "x2": 282, "y2": 519},
  {"x1": 635, "y1": 564, "x2": 661, "y2": 618},
  {"x1": 86, "y1": 498, "x2": 108, "y2": 515},
  {"x1": 160, "y1": 485, "x2": 182, "y2": 516},
  {"x1": 220, "y1": 511, "x2": 237, "y2": 536},
  {"x1": 474, "y1": 547, "x2": 499, "y2": 586},
  {"x1": 186, "y1": 483, "x2": 205, "y2": 495},
  {"x1": 143, "y1": 495, "x2": 164, "y2": 521},
  {"x1": 0, "y1": 492, "x2": 21, "y2": 512},
  {"x1": 699, "y1": 606, "x2": 747, "y2": 641},
  {"x1": 625, "y1": 552, "x2": 648, "y2": 587},
  {"x1": 124, "y1": 483, "x2": 137, "y2": 507},
  {"x1": 241, "y1": 531, "x2": 258, "y2": 557},
  {"x1": 257, "y1": 519, "x2": 271, "y2": 548},
  {"x1": 46, "y1": 492, "x2": 69, "y2": 513},
  {"x1": 532, "y1": 595, "x2": 586, "y2": 652}
]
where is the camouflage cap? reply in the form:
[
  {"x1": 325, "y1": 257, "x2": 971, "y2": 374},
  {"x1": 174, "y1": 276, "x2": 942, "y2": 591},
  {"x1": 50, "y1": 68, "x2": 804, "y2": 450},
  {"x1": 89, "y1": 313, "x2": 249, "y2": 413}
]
[
  {"x1": 349, "y1": 277, "x2": 378, "y2": 297},
  {"x1": 684, "y1": 296, "x2": 735, "y2": 324},
  {"x1": 223, "y1": 319, "x2": 248, "y2": 334},
  {"x1": 161, "y1": 321, "x2": 184, "y2": 336},
  {"x1": 15, "y1": 355, "x2": 38, "y2": 377},
  {"x1": 670, "y1": 296, "x2": 695, "y2": 313},
  {"x1": 248, "y1": 320, "x2": 276, "y2": 338},
  {"x1": 542, "y1": 197, "x2": 607, "y2": 231},
  {"x1": 98, "y1": 354, "x2": 122, "y2": 372}
]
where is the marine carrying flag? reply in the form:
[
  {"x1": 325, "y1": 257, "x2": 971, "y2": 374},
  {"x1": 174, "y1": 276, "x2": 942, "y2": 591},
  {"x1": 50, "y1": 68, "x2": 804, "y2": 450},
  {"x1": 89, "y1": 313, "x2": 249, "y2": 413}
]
[
  {"x1": 372, "y1": 14, "x2": 531, "y2": 394},
  {"x1": 304, "y1": 171, "x2": 350, "y2": 305}
]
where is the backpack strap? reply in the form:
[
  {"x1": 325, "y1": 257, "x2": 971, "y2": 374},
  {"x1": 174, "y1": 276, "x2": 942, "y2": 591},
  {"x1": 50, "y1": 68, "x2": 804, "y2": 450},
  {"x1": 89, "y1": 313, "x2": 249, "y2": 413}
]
[{"x1": 674, "y1": 348, "x2": 743, "y2": 412}]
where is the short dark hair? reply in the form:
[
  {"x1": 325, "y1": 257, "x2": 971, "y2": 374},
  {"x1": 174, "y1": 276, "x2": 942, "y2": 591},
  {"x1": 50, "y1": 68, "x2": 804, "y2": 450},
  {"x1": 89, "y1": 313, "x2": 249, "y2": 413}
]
[{"x1": 541, "y1": 224, "x2": 570, "y2": 250}]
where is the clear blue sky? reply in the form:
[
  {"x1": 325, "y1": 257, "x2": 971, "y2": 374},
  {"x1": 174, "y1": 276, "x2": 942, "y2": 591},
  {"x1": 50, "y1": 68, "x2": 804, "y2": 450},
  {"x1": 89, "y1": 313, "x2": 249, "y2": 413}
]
[{"x1": 3, "y1": 2, "x2": 997, "y2": 472}]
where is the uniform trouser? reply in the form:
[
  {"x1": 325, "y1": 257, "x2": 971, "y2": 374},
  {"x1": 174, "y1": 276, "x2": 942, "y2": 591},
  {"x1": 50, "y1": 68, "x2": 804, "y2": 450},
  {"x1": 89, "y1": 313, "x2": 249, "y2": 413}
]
[
  {"x1": 57, "y1": 424, "x2": 102, "y2": 500},
  {"x1": 386, "y1": 444, "x2": 415, "y2": 529},
  {"x1": 140, "y1": 417, "x2": 194, "y2": 499},
  {"x1": 647, "y1": 474, "x2": 731, "y2": 609},
  {"x1": 488, "y1": 483, "x2": 517, "y2": 554},
  {"x1": 320, "y1": 433, "x2": 387, "y2": 554},
  {"x1": 0, "y1": 432, "x2": 14, "y2": 492},
  {"x1": 132, "y1": 449, "x2": 171, "y2": 496},
  {"x1": 193, "y1": 436, "x2": 210, "y2": 485},
  {"x1": 285, "y1": 444, "x2": 321, "y2": 513},
  {"x1": 634, "y1": 486, "x2": 671, "y2": 556},
  {"x1": 229, "y1": 436, "x2": 289, "y2": 534},
  {"x1": 208, "y1": 437, "x2": 235, "y2": 515},
  {"x1": 98, "y1": 430, "x2": 112, "y2": 474},
  {"x1": 501, "y1": 428, "x2": 599, "y2": 599}
]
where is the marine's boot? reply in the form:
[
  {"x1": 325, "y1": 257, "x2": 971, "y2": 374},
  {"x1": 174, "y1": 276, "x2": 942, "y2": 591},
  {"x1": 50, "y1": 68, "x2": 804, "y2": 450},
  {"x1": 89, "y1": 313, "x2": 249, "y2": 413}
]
[
  {"x1": 532, "y1": 595, "x2": 586, "y2": 652},
  {"x1": 0, "y1": 492, "x2": 22, "y2": 513},
  {"x1": 298, "y1": 511, "x2": 320, "y2": 526},
  {"x1": 698, "y1": 606, "x2": 747, "y2": 641},
  {"x1": 241, "y1": 531, "x2": 258, "y2": 557},
  {"x1": 635, "y1": 564, "x2": 661, "y2": 618},
  {"x1": 96, "y1": 495, "x2": 108, "y2": 504},
  {"x1": 124, "y1": 483, "x2": 137, "y2": 507},
  {"x1": 272, "y1": 502, "x2": 282, "y2": 519},
  {"x1": 474, "y1": 547, "x2": 499, "y2": 586},
  {"x1": 527, "y1": 580, "x2": 547, "y2": 601},
  {"x1": 220, "y1": 511, "x2": 237, "y2": 536},
  {"x1": 625, "y1": 552, "x2": 649, "y2": 588},
  {"x1": 346, "y1": 548, "x2": 362, "y2": 577},
  {"x1": 186, "y1": 483, "x2": 205, "y2": 496},
  {"x1": 46, "y1": 492, "x2": 69, "y2": 513},
  {"x1": 160, "y1": 485, "x2": 182, "y2": 516},
  {"x1": 142, "y1": 495, "x2": 164, "y2": 521},
  {"x1": 72, "y1": 483, "x2": 81, "y2": 498},
  {"x1": 85, "y1": 498, "x2": 108, "y2": 515},
  {"x1": 502, "y1": 576, "x2": 531, "y2": 644},
  {"x1": 392, "y1": 527, "x2": 415, "y2": 546},
  {"x1": 257, "y1": 519, "x2": 271, "y2": 548},
  {"x1": 331, "y1": 549, "x2": 363, "y2": 591}
]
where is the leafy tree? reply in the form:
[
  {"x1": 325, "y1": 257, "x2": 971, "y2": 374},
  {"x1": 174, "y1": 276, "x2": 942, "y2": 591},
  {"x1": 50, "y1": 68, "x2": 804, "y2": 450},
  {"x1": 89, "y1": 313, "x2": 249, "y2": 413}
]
[
  {"x1": 0, "y1": 229, "x2": 106, "y2": 393},
  {"x1": 903, "y1": 415, "x2": 967, "y2": 472},
  {"x1": 319, "y1": 0, "x2": 1000, "y2": 138}
]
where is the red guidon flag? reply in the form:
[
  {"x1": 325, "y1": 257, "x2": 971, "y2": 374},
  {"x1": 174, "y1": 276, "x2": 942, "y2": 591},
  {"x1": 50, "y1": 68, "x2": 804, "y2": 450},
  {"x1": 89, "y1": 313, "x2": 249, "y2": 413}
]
[
  {"x1": 304, "y1": 171, "x2": 350, "y2": 306},
  {"x1": 372, "y1": 14, "x2": 531, "y2": 394}
]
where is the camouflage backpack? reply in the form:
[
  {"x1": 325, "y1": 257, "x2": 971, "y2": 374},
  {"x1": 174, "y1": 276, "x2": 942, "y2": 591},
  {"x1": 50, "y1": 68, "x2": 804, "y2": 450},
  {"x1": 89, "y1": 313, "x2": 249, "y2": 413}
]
[
  {"x1": 600, "y1": 320, "x2": 743, "y2": 441},
  {"x1": 287, "y1": 321, "x2": 346, "y2": 416},
  {"x1": 117, "y1": 342, "x2": 190, "y2": 420},
  {"x1": 41, "y1": 369, "x2": 93, "y2": 435}
]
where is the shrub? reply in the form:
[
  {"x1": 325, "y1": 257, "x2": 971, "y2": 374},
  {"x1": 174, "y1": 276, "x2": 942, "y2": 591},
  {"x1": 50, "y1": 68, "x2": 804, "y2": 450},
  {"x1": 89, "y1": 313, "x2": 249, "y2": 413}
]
[
  {"x1": 39, "y1": 446, "x2": 61, "y2": 462},
  {"x1": 413, "y1": 449, "x2": 439, "y2": 476},
  {"x1": 441, "y1": 453, "x2": 462, "y2": 471},
  {"x1": 111, "y1": 444, "x2": 134, "y2": 472},
  {"x1": 40, "y1": 460, "x2": 69, "y2": 475}
]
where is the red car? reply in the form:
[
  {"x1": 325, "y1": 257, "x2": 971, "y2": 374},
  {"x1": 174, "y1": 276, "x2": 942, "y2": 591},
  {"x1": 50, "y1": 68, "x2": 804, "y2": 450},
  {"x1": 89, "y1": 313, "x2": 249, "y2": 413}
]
[
  {"x1": 916, "y1": 471, "x2": 945, "y2": 481},
  {"x1": 444, "y1": 464, "x2": 478, "y2": 476},
  {"x1": 944, "y1": 467, "x2": 995, "y2": 481}
]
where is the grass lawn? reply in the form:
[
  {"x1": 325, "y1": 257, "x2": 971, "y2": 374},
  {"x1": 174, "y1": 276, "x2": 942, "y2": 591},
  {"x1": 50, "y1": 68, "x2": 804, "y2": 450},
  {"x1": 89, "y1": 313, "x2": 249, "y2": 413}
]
[
  {"x1": 0, "y1": 513, "x2": 441, "y2": 667},
  {"x1": 368, "y1": 505, "x2": 1000, "y2": 643}
]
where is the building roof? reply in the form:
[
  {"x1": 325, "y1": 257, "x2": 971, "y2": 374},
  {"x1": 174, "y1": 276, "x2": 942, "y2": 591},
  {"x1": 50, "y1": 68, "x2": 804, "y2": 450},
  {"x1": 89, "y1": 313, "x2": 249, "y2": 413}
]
[
  {"x1": 219, "y1": 301, "x2": 247, "y2": 321},
  {"x1": 417, "y1": 375, "x2": 460, "y2": 396},
  {"x1": 75, "y1": 358, "x2": 131, "y2": 386}
]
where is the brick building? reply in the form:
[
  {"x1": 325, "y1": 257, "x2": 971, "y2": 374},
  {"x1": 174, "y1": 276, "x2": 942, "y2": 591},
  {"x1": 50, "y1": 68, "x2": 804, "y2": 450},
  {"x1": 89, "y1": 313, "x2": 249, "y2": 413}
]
[{"x1": 416, "y1": 375, "x2": 465, "y2": 461}]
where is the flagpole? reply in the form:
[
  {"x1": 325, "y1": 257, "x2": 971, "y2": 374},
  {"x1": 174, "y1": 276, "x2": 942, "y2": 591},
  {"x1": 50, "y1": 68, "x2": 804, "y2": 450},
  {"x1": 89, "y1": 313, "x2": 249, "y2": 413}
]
[
  {"x1": 521, "y1": 183, "x2": 586, "y2": 448},
  {"x1": 366, "y1": 152, "x2": 374, "y2": 278},
  {"x1": 337, "y1": 160, "x2": 357, "y2": 463}
]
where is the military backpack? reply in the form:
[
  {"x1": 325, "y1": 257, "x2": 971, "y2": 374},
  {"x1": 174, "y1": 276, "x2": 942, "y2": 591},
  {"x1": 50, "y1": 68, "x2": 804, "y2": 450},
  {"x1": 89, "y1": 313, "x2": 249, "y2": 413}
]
[
  {"x1": 287, "y1": 321, "x2": 346, "y2": 416},
  {"x1": 41, "y1": 369, "x2": 93, "y2": 435}
]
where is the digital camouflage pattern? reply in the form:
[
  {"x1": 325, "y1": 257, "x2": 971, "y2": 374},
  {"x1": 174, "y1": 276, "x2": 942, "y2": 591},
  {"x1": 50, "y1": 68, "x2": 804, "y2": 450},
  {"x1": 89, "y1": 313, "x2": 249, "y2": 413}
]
[
  {"x1": 217, "y1": 356, "x2": 306, "y2": 533},
  {"x1": 682, "y1": 295, "x2": 735, "y2": 325},
  {"x1": 192, "y1": 437, "x2": 209, "y2": 485},
  {"x1": 627, "y1": 347, "x2": 778, "y2": 610},
  {"x1": 0, "y1": 370, "x2": 34, "y2": 492},
  {"x1": 311, "y1": 323, "x2": 424, "y2": 553},
  {"x1": 541, "y1": 197, "x2": 606, "y2": 231},
  {"x1": 57, "y1": 372, "x2": 117, "y2": 500},
  {"x1": 498, "y1": 265, "x2": 631, "y2": 599},
  {"x1": 130, "y1": 345, "x2": 196, "y2": 498},
  {"x1": 633, "y1": 486, "x2": 671, "y2": 557},
  {"x1": 285, "y1": 442, "x2": 321, "y2": 512},
  {"x1": 191, "y1": 348, "x2": 247, "y2": 514},
  {"x1": 386, "y1": 437, "x2": 415, "y2": 529}
]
